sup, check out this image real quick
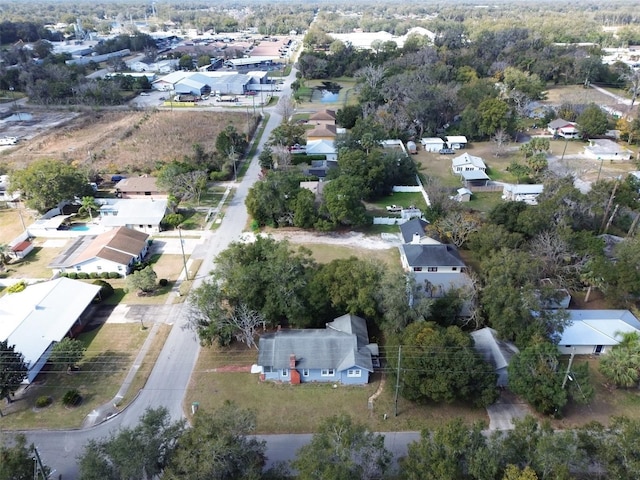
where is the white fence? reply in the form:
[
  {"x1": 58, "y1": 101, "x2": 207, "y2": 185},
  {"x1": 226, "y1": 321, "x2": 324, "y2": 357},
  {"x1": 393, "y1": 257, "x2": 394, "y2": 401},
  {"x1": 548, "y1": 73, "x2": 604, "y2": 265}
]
[
  {"x1": 373, "y1": 217, "x2": 408, "y2": 225},
  {"x1": 392, "y1": 175, "x2": 431, "y2": 207}
]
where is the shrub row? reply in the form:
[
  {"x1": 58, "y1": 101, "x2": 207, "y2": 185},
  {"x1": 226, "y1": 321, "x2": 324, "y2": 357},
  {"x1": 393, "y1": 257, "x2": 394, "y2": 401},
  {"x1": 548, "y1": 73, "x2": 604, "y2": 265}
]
[{"x1": 59, "y1": 271, "x2": 121, "y2": 280}]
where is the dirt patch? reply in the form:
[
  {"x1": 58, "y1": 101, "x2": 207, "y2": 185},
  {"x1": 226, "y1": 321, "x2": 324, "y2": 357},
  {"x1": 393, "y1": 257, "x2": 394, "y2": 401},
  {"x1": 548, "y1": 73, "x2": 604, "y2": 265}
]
[
  {"x1": 542, "y1": 85, "x2": 625, "y2": 107},
  {"x1": 240, "y1": 229, "x2": 401, "y2": 250},
  {"x1": 2, "y1": 109, "x2": 247, "y2": 173}
]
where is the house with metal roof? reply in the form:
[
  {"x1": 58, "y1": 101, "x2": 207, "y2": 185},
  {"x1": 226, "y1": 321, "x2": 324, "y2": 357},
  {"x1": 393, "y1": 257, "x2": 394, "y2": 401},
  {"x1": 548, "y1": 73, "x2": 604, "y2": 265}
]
[
  {"x1": 421, "y1": 137, "x2": 446, "y2": 152},
  {"x1": 0, "y1": 278, "x2": 101, "y2": 383},
  {"x1": 502, "y1": 184, "x2": 544, "y2": 205},
  {"x1": 445, "y1": 135, "x2": 468, "y2": 149},
  {"x1": 471, "y1": 327, "x2": 519, "y2": 387},
  {"x1": 452, "y1": 153, "x2": 486, "y2": 174},
  {"x1": 584, "y1": 139, "x2": 632, "y2": 161},
  {"x1": 558, "y1": 310, "x2": 640, "y2": 355},
  {"x1": 49, "y1": 226, "x2": 149, "y2": 277},
  {"x1": 256, "y1": 314, "x2": 378, "y2": 385},
  {"x1": 98, "y1": 198, "x2": 168, "y2": 234}
]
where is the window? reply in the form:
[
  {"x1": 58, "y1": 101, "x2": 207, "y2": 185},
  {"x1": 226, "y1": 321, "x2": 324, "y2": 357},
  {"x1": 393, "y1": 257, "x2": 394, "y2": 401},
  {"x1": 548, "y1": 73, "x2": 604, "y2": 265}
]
[
  {"x1": 347, "y1": 369, "x2": 361, "y2": 377},
  {"x1": 148, "y1": 225, "x2": 153, "y2": 228},
  {"x1": 302, "y1": 369, "x2": 309, "y2": 377},
  {"x1": 117, "y1": 266, "x2": 123, "y2": 271},
  {"x1": 144, "y1": 191, "x2": 151, "y2": 195},
  {"x1": 75, "y1": 266, "x2": 81, "y2": 271},
  {"x1": 427, "y1": 267, "x2": 438, "y2": 272},
  {"x1": 321, "y1": 369, "x2": 335, "y2": 377},
  {"x1": 263, "y1": 366, "x2": 273, "y2": 373},
  {"x1": 414, "y1": 267, "x2": 422, "y2": 272},
  {"x1": 281, "y1": 369, "x2": 289, "y2": 377},
  {"x1": 452, "y1": 267, "x2": 457, "y2": 271},
  {"x1": 139, "y1": 225, "x2": 144, "y2": 229},
  {"x1": 96, "y1": 266, "x2": 102, "y2": 271}
]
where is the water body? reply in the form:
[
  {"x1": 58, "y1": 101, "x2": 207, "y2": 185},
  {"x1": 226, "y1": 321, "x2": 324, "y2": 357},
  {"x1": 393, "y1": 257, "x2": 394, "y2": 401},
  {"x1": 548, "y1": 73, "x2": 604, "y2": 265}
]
[{"x1": 312, "y1": 81, "x2": 342, "y2": 103}]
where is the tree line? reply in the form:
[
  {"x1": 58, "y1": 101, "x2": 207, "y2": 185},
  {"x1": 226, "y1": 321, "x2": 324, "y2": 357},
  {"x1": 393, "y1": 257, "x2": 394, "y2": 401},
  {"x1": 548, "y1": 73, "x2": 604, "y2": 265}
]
[{"x1": 5, "y1": 404, "x2": 640, "y2": 480}]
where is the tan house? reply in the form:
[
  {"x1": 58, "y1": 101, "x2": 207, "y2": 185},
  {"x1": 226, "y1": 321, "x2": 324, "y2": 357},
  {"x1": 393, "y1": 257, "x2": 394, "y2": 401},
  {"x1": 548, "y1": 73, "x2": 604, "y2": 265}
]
[
  {"x1": 115, "y1": 177, "x2": 166, "y2": 199},
  {"x1": 308, "y1": 109, "x2": 336, "y2": 126},
  {"x1": 307, "y1": 124, "x2": 337, "y2": 141}
]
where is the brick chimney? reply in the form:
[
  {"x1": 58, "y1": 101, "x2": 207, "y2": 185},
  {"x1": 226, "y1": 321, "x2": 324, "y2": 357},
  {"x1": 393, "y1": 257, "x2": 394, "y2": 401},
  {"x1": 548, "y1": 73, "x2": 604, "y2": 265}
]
[{"x1": 289, "y1": 354, "x2": 296, "y2": 368}]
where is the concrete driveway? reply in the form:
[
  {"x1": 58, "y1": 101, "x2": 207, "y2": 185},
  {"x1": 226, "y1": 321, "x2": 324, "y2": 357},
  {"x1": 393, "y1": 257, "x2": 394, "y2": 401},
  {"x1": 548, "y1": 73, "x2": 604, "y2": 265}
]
[{"x1": 486, "y1": 391, "x2": 531, "y2": 430}]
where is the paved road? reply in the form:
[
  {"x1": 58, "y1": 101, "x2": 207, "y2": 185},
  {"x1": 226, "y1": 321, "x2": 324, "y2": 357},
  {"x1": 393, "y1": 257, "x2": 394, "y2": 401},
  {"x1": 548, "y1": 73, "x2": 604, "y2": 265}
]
[{"x1": 23, "y1": 76, "x2": 285, "y2": 479}]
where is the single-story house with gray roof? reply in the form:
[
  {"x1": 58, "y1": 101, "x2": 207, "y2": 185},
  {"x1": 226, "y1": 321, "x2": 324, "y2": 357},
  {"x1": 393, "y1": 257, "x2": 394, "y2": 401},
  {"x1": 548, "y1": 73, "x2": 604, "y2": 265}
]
[
  {"x1": 584, "y1": 139, "x2": 632, "y2": 161},
  {"x1": 256, "y1": 314, "x2": 378, "y2": 385},
  {"x1": 471, "y1": 327, "x2": 519, "y2": 387},
  {"x1": 558, "y1": 310, "x2": 640, "y2": 355}
]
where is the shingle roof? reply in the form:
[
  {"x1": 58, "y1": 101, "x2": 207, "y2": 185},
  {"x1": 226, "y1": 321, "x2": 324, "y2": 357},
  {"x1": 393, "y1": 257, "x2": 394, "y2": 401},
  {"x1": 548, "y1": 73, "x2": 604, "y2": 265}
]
[
  {"x1": 401, "y1": 244, "x2": 466, "y2": 268},
  {"x1": 115, "y1": 177, "x2": 161, "y2": 193},
  {"x1": 548, "y1": 118, "x2": 575, "y2": 129},
  {"x1": 257, "y1": 315, "x2": 374, "y2": 372},
  {"x1": 49, "y1": 227, "x2": 148, "y2": 268},
  {"x1": 309, "y1": 109, "x2": 336, "y2": 121},
  {"x1": 400, "y1": 218, "x2": 430, "y2": 243},
  {"x1": 307, "y1": 124, "x2": 337, "y2": 138}
]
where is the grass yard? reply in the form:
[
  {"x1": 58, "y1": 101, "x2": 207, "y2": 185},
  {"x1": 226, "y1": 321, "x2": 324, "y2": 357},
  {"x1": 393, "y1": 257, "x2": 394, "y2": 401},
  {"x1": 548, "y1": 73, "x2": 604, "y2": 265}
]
[
  {"x1": 366, "y1": 192, "x2": 428, "y2": 213},
  {"x1": 3, "y1": 246, "x2": 63, "y2": 279},
  {"x1": 178, "y1": 209, "x2": 208, "y2": 230},
  {"x1": 148, "y1": 253, "x2": 185, "y2": 281},
  {"x1": 0, "y1": 323, "x2": 167, "y2": 429},
  {"x1": 104, "y1": 279, "x2": 175, "y2": 306},
  {"x1": 467, "y1": 192, "x2": 504, "y2": 213},
  {"x1": 303, "y1": 244, "x2": 400, "y2": 267},
  {"x1": 554, "y1": 357, "x2": 640, "y2": 429},
  {"x1": 0, "y1": 207, "x2": 34, "y2": 244},
  {"x1": 185, "y1": 344, "x2": 488, "y2": 434}
]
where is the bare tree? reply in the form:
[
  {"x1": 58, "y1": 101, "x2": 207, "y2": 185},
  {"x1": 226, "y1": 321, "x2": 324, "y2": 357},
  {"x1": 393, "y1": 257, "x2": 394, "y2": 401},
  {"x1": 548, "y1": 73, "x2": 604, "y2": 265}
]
[
  {"x1": 529, "y1": 230, "x2": 584, "y2": 289},
  {"x1": 174, "y1": 171, "x2": 208, "y2": 205},
  {"x1": 355, "y1": 64, "x2": 386, "y2": 91},
  {"x1": 272, "y1": 145, "x2": 292, "y2": 170},
  {"x1": 434, "y1": 210, "x2": 482, "y2": 248},
  {"x1": 276, "y1": 95, "x2": 295, "y2": 121},
  {"x1": 620, "y1": 69, "x2": 640, "y2": 108},
  {"x1": 491, "y1": 128, "x2": 511, "y2": 157},
  {"x1": 225, "y1": 304, "x2": 264, "y2": 349}
]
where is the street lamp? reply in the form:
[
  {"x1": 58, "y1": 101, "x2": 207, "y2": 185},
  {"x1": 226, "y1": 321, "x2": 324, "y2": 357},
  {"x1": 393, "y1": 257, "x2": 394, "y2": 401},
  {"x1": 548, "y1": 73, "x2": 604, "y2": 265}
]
[{"x1": 177, "y1": 225, "x2": 189, "y2": 281}]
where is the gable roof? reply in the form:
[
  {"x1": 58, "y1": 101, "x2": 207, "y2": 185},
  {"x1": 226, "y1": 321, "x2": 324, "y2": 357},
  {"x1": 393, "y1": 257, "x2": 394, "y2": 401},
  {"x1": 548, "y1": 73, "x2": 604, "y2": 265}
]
[
  {"x1": 503, "y1": 184, "x2": 544, "y2": 195},
  {"x1": 0, "y1": 278, "x2": 101, "y2": 382},
  {"x1": 309, "y1": 109, "x2": 336, "y2": 121},
  {"x1": 400, "y1": 218, "x2": 430, "y2": 243},
  {"x1": 548, "y1": 118, "x2": 576, "y2": 129},
  {"x1": 446, "y1": 135, "x2": 468, "y2": 144},
  {"x1": 471, "y1": 327, "x2": 519, "y2": 387},
  {"x1": 452, "y1": 152, "x2": 486, "y2": 169},
  {"x1": 559, "y1": 310, "x2": 640, "y2": 346},
  {"x1": 460, "y1": 170, "x2": 490, "y2": 181},
  {"x1": 257, "y1": 315, "x2": 374, "y2": 372},
  {"x1": 307, "y1": 124, "x2": 337, "y2": 138},
  {"x1": 49, "y1": 227, "x2": 149, "y2": 269},
  {"x1": 421, "y1": 137, "x2": 445, "y2": 145},
  {"x1": 401, "y1": 244, "x2": 466, "y2": 268}
]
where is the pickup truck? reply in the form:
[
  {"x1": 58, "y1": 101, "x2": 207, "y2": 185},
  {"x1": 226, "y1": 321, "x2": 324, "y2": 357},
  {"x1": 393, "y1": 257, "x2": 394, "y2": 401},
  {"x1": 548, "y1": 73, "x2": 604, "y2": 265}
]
[
  {"x1": 439, "y1": 148, "x2": 455, "y2": 155},
  {"x1": 386, "y1": 205, "x2": 402, "y2": 213}
]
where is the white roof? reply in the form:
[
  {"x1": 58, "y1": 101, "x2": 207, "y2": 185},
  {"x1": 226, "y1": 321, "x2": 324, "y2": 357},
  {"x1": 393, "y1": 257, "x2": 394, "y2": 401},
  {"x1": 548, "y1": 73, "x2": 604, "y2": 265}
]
[
  {"x1": 421, "y1": 137, "x2": 444, "y2": 145},
  {"x1": 306, "y1": 139, "x2": 336, "y2": 155},
  {"x1": 559, "y1": 310, "x2": 640, "y2": 346},
  {"x1": 586, "y1": 139, "x2": 632, "y2": 155},
  {"x1": 503, "y1": 184, "x2": 544, "y2": 195},
  {"x1": 452, "y1": 152, "x2": 486, "y2": 169},
  {"x1": 0, "y1": 278, "x2": 100, "y2": 382},
  {"x1": 99, "y1": 198, "x2": 167, "y2": 227},
  {"x1": 446, "y1": 135, "x2": 468, "y2": 143},
  {"x1": 152, "y1": 71, "x2": 188, "y2": 85}
]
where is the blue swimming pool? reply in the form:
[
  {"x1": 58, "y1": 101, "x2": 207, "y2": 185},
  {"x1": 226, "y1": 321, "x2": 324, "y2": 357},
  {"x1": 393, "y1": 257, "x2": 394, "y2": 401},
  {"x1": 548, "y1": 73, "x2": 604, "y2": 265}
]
[{"x1": 70, "y1": 224, "x2": 90, "y2": 231}]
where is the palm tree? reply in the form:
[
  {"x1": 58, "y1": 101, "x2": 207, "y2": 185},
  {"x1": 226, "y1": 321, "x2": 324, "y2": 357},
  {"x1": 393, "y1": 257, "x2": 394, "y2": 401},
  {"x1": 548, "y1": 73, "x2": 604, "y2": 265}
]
[
  {"x1": 78, "y1": 196, "x2": 99, "y2": 222},
  {"x1": 599, "y1": 346, "x2": 640, "y2": 388}
]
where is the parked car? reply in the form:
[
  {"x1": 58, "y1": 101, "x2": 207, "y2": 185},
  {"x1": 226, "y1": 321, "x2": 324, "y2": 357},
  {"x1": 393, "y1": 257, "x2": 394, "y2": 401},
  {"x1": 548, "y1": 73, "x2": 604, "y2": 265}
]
[
  {"x1": 140, "y1": 92, "x2": 150, "y2": 96},
  {"x1": 439, "y1": 148, "x2": 455, "y2": 155},
  {"x1": 386, "y1": 205, "x2": 402, "y2": 213}
]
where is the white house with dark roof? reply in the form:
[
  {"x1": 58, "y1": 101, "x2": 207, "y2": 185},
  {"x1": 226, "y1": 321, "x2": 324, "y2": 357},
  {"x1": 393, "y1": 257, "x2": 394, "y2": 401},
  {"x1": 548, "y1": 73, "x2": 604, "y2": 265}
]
[
  {"x1": 256, "y1": 314, "x2": 378, "y2": 385},
  {"x1": 0, "y1": 278, "x2": 101, "y2": 383},
  {"x1": 558, "y1": 310, "x2": 640, "y2": 355},
  {"x1": 399, "y1": 218, "x2": 435, "y2": 245},
  {"x1": 49, "y1": 226, "x2": 149, "y2": 277},
  {"x1": 547, "y1": 119, "x2": 580, "y2": 139}
]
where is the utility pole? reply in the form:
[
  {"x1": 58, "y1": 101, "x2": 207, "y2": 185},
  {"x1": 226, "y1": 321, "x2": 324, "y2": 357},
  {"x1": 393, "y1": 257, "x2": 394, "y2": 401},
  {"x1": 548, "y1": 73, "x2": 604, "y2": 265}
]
[
  {"x1": 394, "y1": 345, "x2": 402, "y2": 417},
  {"x1": 178, "y1": 226, "x2": 189, "y2": 281},
  {"x1": 562, "y1": 348, "x2": 576, "y2": 389}
]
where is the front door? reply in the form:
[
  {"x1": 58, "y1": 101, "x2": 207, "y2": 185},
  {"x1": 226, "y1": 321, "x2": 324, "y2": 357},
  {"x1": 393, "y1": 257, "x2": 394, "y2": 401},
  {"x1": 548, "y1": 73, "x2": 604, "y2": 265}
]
[{"x1": 594, "y1": 345, "x2": 604, "y2": 354}]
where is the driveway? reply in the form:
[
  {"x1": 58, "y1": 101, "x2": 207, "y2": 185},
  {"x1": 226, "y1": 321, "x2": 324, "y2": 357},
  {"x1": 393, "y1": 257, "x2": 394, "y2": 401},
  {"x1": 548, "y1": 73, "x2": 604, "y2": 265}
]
[{"x1": 486, "y1": 391, "x2": 531, "y2": 430}]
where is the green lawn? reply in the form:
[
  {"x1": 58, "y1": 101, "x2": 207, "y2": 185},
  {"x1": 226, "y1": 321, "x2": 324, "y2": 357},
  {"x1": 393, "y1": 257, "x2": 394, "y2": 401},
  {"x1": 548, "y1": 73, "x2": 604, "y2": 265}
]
[
  {"x1": 4, "y1": 246, "x2": 63, "y2": 279},
  {"x1": 366, "y1": 192, "x2": 428, "y2": 212},
  {"x1": 185, "y1": 344, "x2": 488, "y2": 434},
  {"x1": 0, "y1": 323, "x2": 164, "y2": 429}
]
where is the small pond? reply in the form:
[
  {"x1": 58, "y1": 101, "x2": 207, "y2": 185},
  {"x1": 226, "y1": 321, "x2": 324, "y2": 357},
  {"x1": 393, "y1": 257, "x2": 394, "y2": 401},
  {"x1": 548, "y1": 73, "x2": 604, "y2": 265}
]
[{"x1": 311, "y1": 81, "x2": 342, "y2": 104}]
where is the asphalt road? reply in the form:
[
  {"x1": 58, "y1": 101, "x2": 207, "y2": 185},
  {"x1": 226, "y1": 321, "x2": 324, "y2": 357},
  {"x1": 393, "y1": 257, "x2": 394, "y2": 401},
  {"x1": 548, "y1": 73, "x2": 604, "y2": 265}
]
[{"x1": 22, "y1": 76, "x2": 284, "y2": 479}]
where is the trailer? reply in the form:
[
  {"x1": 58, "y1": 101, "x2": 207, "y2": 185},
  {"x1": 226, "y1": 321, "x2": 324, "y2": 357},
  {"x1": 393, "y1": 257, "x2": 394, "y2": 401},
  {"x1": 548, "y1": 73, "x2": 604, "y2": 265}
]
[{"x1": 0, "y1": 137, "x2": 18, "y2": 146}]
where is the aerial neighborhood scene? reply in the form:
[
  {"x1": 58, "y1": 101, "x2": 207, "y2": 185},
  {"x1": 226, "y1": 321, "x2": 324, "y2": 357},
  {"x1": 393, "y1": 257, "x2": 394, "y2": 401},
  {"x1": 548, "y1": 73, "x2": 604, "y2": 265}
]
[{"x1": 3, "y1": 0, "x2": 640, "y2": 478}]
